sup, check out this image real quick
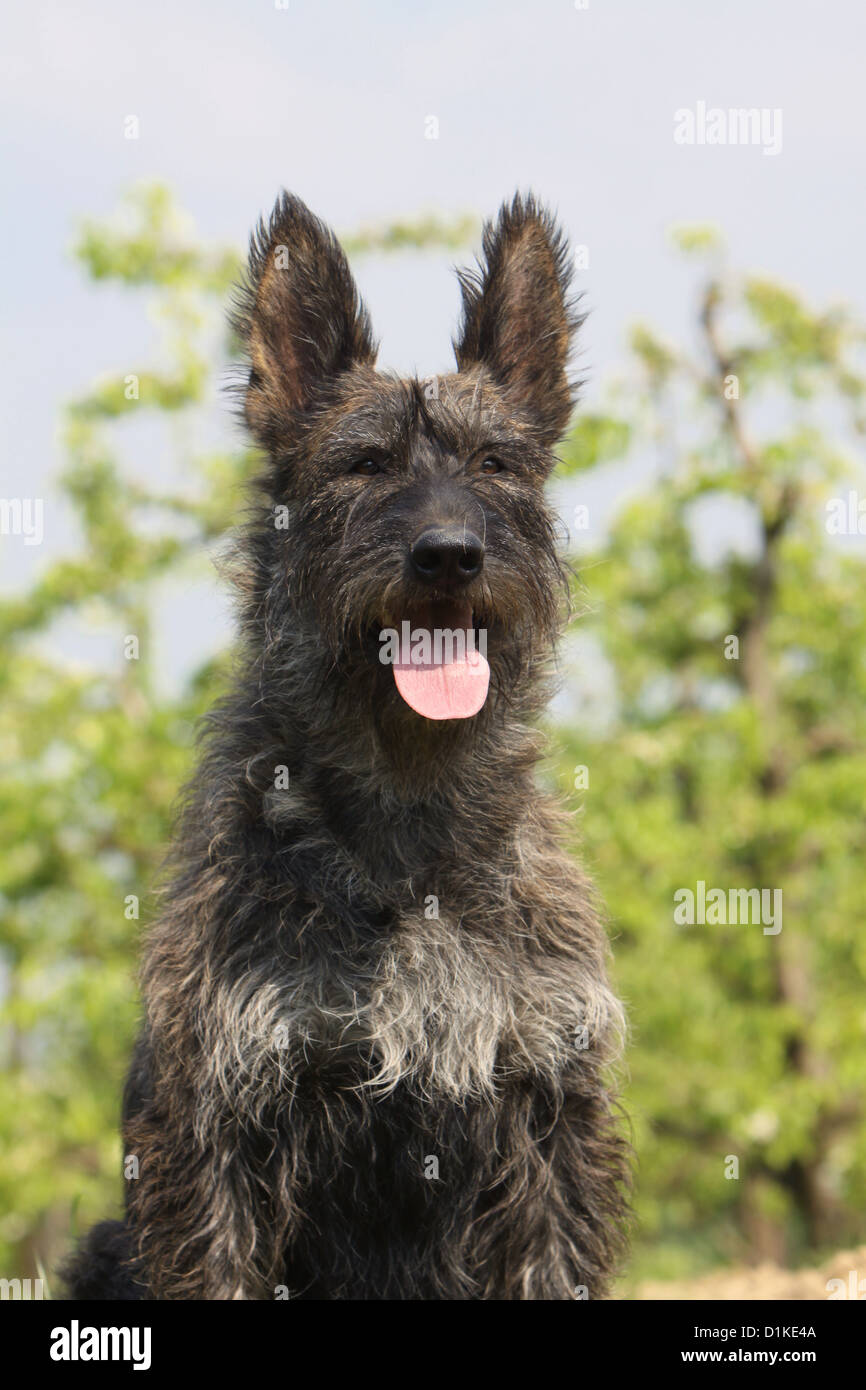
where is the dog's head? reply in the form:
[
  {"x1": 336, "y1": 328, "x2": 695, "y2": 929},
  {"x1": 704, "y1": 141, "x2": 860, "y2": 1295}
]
[{"x1": 233, "y1": 192, "x2": 581, "y2": 724}]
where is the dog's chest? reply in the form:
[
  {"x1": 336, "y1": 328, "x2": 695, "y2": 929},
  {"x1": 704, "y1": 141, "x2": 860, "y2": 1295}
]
[{"x1": 255, "y1": 910, "x2": 589, "y2": 1102}]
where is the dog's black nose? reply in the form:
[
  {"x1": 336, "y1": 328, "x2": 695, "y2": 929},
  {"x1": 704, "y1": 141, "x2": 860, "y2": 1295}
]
[{"x1": 410, "y1": 528, "x2": 484, "y2": 587}]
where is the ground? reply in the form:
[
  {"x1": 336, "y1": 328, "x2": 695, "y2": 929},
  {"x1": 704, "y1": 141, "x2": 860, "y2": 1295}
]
[{"x1": 634, "y1": 1245, "x2": 866, "y2": 1301}]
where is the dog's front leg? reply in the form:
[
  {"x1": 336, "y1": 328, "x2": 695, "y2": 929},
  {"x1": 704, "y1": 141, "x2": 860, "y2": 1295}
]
[
  {"x1": 124, "y1": 1105, "x2": 281, "y2": 1300},
  {"x1": 473, "y1": 1076, "x2": 629, "y2": 1301}
]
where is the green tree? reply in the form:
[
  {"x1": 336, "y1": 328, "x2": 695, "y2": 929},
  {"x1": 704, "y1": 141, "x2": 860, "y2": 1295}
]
[{"x1": 556, "y1": 227, "x2": 866, "y2": 1283}]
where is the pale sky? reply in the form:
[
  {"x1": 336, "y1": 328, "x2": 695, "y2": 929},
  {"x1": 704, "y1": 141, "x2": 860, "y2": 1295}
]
[{"x1": 2, "y1": 0, "x2": 864, "y2": 687}]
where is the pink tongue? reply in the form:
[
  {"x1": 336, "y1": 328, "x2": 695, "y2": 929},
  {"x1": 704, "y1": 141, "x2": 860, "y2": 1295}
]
[{"x1": 393, "y1": 606, "x2": 490, "y2": 721}]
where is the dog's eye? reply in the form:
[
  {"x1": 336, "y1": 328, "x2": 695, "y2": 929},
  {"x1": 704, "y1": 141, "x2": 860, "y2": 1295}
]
[
  {"x1": 350, "y1": 459, "x2": 381, "y2": 477},
  {"x1": 479, "y1": 457, "x2": 503, "y2": 475}
]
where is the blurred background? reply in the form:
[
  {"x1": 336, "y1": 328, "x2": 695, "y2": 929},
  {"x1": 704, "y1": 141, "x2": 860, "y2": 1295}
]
[{"x1": 2, "y1": 0, "x2": 865, "y2": 1297}]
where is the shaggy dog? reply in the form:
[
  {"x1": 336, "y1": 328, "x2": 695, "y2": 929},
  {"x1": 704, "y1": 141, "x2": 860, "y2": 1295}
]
[{"x1": 64, "y1": 191, "x2": 629, "y2": 1300}]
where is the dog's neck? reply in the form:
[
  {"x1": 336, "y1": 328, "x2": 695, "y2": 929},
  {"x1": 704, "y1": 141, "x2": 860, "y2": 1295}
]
[{"x1": 243, "y1": 612, "x2": 552, "y2": 892}]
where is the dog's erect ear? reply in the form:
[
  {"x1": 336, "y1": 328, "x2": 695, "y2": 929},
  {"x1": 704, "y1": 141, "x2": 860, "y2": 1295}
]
[
  {"x1": 233, "y1": 192, "x2": 377, "y2": 442},
  {"x1": 453, "y1": 194, "x2": 581, "y2": 444}
]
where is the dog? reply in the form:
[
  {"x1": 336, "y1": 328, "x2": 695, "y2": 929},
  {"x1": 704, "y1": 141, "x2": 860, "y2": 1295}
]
[{"x1": 63, "y1": 191, "x2": 629, "y2": 1300}]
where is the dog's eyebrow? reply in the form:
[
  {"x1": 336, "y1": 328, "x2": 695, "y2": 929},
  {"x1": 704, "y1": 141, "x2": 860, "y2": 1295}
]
[
  {"x1": 418, "y1": 387, "x2": 521, "y2": 462},
  {"x1": 311, "y1": 400, "x2": 416, "y2": 462}
]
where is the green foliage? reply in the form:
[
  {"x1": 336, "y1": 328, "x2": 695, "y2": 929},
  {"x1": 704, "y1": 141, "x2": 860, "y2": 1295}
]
[
  {"x1": 76, "y1": 186, "x2": 238, "y2": 291},
  {"x1": 341, "y1": 212, "x2": 478, "y2": 257},
  {"x1": 668, "y1": 223, "x2": 723, "y2": 257},
  {"x1": 558, "y1": 412, "x2": 632, "y2": 476},
  {"x1": 552, "y1": 251, "x2": 866, "y2": 1284}
]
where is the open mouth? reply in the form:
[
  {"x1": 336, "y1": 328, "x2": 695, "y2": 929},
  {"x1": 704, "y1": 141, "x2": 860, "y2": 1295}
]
[{"x1": 381, "y1": 598, "x2": 491, "y2": 721}]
